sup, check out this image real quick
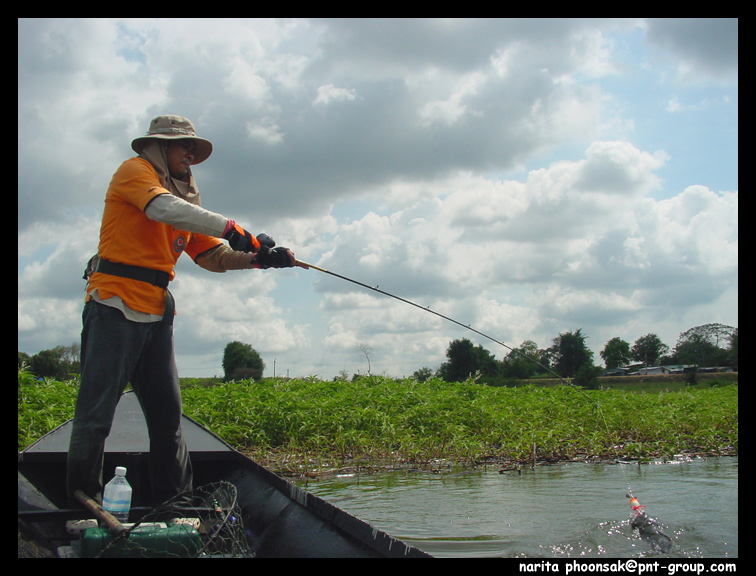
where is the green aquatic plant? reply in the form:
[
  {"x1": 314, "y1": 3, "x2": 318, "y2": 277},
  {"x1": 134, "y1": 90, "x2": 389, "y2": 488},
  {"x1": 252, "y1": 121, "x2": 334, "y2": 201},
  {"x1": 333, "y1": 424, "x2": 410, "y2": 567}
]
[{"x1": 18, "y1": 371, "x2": 737, "y2": 466}]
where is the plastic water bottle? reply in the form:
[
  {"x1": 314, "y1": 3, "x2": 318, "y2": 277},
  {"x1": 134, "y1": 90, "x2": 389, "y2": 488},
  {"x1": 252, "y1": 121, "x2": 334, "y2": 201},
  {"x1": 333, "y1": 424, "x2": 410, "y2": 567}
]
[{"x1": 102, "y1": 466, "x2": 132, "y2": 522}]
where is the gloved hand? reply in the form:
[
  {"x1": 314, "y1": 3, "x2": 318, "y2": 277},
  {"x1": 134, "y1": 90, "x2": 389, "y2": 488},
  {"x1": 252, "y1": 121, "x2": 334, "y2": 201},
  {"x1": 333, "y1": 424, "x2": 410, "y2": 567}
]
[
  {"x1": 223, "y1": 220, "x2": 261, "y2": 253},
  {"x1": 254, "y1": 246, "x2": 295, "y2": 269}
]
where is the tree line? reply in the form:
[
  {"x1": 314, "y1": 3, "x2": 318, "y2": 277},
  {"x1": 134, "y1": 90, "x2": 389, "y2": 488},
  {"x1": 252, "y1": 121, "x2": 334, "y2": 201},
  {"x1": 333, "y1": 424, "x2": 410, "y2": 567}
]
[
  {"x1": 19, "y1": 344, "x2": 81, "y2": 380},
  {"x1": 414, "y1": 323, "x2": 737, "y2": 388},
  {"x1": 18, "y1": 340, "x2": 263, "y2": 383},
  {"x1": 18, "y1": 323, "x2": 737, "y2": 385}
]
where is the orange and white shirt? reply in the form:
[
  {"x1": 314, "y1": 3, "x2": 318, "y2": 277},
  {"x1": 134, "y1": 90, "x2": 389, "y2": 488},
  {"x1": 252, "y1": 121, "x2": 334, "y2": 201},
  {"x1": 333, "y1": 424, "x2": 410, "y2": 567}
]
[{"x1": 86, "y1": 157, "x2": 223, "y2": 317}]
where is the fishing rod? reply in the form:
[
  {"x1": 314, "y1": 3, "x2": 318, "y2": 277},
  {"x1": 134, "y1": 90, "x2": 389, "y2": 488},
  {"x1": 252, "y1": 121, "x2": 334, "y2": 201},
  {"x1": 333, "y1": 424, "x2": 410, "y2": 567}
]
[
  {"x1": 296, "y1": 259, "x2": 638, "y2": 496},
  {"x1": 296, "y1": 260, "x2": 572, "y2": 387}
]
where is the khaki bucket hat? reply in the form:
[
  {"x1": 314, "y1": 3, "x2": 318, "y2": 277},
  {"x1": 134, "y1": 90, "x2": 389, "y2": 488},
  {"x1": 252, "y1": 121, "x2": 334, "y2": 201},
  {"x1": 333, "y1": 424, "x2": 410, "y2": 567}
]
[{"x1": 131, "y1": 115, "x2": 213, "y2": 164}]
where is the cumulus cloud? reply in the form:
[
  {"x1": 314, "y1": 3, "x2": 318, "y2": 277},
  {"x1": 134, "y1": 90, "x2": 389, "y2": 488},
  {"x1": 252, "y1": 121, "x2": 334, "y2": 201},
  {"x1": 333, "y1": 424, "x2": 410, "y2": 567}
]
[
  {"x1": 308, "y1": 139, "x2": 736, "y2": 374},
  {"x1": 18, "y1": 19, "x2": 737, "y2": 377}
]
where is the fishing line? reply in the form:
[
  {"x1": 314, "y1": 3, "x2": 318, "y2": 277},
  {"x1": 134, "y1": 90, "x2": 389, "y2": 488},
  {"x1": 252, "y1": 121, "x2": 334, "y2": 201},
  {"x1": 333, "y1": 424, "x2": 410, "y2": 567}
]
[
  {"x1": 296, "y1": 259, "x2": 636, "y2": 496},
  {"x1": 297, "y1": 261, "x2": 550, "y2": 373}
]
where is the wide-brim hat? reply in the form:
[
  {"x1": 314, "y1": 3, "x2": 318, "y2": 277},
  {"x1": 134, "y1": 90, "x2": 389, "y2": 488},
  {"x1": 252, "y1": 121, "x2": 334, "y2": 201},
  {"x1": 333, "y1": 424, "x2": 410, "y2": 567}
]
[{"x1": 131, "y1": 115, "x2": 213, "y2": 164}]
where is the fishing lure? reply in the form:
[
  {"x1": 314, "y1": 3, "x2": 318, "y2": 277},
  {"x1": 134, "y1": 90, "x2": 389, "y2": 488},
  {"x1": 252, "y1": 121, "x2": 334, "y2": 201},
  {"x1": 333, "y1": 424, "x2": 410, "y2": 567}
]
[{"x1": 628, "y1": 494, "x2": 672, "y2": 553}]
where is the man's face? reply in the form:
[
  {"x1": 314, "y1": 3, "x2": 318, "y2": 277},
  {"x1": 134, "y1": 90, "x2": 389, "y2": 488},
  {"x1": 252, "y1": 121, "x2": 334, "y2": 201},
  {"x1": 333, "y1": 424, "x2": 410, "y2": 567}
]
[{"x1": 166, "y1": 140, "x2": 196, "y2": 180}]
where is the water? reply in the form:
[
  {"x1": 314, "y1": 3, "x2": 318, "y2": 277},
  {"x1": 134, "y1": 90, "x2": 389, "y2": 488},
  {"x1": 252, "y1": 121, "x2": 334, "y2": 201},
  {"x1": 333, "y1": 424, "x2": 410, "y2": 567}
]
[{"x1": 295, "y1": 456, "x2": 737, "y2": 558}]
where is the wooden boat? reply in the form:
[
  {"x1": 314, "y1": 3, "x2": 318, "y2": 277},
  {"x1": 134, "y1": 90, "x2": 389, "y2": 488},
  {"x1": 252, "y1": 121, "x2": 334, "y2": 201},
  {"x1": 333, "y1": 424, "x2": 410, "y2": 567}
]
[{"x1": 18, "y1": 391, "x2": 432, "y2": 558}]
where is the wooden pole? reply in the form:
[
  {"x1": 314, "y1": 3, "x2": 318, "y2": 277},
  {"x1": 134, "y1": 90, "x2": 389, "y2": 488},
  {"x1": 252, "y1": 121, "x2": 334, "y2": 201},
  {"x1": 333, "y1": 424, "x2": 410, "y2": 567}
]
[{"x1": 73, "y1": 489, "x2": 127, "y2": 535}]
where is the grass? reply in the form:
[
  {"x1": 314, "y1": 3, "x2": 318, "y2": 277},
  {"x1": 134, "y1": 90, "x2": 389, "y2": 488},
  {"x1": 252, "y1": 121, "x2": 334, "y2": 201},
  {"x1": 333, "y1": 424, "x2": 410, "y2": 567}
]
[
  {"x1": 17, "y1": 369, "x2": 79, "y2": 450},
  {"x1": 19, "y1": 369, "x2": 738, "y2": 476}
]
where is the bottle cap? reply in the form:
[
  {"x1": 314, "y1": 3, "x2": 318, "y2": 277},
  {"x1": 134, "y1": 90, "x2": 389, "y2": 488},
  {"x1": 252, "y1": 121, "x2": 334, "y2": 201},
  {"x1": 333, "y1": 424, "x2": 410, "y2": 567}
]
[{"x1": 115, "y1": 466, "x2": 127, "y2": 476}]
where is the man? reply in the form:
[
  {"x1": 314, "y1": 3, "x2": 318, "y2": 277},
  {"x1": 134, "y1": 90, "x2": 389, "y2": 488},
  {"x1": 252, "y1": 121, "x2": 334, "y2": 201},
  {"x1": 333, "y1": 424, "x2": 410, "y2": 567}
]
[{"x1": 67, "y1": 115, "x2": 298, "y2": 505}]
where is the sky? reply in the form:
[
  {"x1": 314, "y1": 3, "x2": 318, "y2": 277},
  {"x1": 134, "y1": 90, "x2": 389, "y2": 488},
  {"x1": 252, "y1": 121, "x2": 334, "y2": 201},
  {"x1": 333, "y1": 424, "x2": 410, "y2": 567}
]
[{"x1": 18, "y1": 18, "x2": 738, "y2": 380}]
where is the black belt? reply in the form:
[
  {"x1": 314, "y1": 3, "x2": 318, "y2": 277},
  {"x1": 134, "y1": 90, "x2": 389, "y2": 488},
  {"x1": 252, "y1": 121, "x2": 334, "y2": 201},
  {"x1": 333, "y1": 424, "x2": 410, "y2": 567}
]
[
  {"x1": 91, "y1": 258, "x2": 174, "y2": 324},
  {"x1": 96, "y1": 259, "x2": 171, "y2": 289}
]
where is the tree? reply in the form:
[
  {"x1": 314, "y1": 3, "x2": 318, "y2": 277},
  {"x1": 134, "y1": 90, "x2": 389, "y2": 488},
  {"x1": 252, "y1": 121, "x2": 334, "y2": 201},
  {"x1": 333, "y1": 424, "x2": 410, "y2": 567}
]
[
  {"x1": 28, "y1": 343, "x2": 81, "y2": 379},
  {"x1": 358, "y1": 342, "x2": 373, "y2": 376},
  {"x1": 30, "y1": 348, "x2": 67, "y2": 379},
  {"x1": 59, "y1": 342, "x2": 81, "y2": 374},
  {"x1": 222, "y1": 341, "x2": 265, "y2": 382},
  {"x1": 550, "y1": 329, "x2": 593, "y2": 378},
  {"x1": 672, "y1": 323, "x2": 736, "y2": 367},
  {"x1": 679, "y1": 323, "x2": 735, "y2": 349},
  {"x1": 573, "y1": 363, "x2": 604, "y2": 389},
  {"x1": 728, "y1": 329, "x2": 738, "y2": 371},
  {"x1": 473, "y1": 344, "x2": 501, "y2": 378},
  {"x1": 438, "y1": 338, "x2": 501, "y2": 382},
  {"x1": 600, "y1": 337, "x2": 631, "y2": 369},
  {"x1": 501, "y1": 340, "x2": 541, "y2": 379},
  {"x1": 630, "y1": 334, "x2": 669, "y2": 367},
  {"x1": 439, "y1": 338, "x2": 478, "y2": 382},
  {"x1": 412, "y1": 367, "x2": 434, "y2": 382},
  {"x1": 438, "y1": 338, "x2": 500, "y2": 382}
]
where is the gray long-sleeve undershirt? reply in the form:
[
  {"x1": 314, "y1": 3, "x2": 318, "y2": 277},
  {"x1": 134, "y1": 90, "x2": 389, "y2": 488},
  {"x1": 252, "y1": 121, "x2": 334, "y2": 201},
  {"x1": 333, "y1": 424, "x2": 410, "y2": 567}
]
[{"x1": 144, "y1": 193, "x2": 228, "y2": 236}]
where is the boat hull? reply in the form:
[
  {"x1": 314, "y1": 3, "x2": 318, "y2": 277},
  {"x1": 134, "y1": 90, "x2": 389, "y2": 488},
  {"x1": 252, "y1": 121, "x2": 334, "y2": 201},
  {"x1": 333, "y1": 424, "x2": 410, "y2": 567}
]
[{"x1": 18, "y1": 391, "x2": 431, "y2": 558}]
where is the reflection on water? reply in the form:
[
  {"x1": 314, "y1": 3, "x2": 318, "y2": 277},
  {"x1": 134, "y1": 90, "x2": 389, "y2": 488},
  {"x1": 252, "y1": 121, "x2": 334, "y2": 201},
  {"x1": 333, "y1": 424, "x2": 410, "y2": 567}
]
[{"x1": 295, "y1": 457, "x2": 737, "y2": 558}]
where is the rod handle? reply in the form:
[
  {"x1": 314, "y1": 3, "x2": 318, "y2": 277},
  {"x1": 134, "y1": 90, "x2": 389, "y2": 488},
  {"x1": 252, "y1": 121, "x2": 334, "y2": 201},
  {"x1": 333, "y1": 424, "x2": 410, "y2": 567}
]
[{"x1": 296, "y1": 260, "x2": 327, "y2": 272}]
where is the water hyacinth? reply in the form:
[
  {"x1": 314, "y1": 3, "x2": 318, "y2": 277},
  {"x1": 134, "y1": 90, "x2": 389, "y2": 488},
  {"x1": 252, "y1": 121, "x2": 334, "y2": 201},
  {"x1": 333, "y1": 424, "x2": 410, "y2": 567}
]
[{"x1": 19, "y1": 371, "x2": 737, "y2": 467}]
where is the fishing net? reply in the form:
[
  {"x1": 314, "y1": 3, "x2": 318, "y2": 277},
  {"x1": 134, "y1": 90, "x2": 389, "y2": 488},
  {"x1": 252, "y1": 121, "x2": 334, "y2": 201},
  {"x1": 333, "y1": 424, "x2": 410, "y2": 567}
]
[{"x1": 88, "y1": 481, "x2": 254, "y2": 558}]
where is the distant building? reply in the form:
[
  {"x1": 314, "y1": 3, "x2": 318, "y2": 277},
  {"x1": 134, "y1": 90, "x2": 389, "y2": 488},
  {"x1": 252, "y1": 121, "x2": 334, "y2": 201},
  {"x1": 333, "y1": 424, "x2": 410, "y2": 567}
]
[
  {"x1": 603, "y1": 367, "x2": 630, "y2": 376},
  {"x1": 602, "y1": 364, "x2": 732, "y2": 377}
]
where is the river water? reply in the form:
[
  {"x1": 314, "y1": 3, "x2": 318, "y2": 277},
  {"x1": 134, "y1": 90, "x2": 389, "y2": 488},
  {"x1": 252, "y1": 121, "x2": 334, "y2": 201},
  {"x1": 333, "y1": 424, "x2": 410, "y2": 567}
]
[{"x1": 295, "y1": 456, "x2": 737, "y2": 558}]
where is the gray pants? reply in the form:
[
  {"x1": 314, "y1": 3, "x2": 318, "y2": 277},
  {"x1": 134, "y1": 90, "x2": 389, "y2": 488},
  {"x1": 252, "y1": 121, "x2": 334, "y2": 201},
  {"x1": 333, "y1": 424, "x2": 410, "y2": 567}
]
[{"x1": 67, "y1": 300, "x2": 192, "y2": 504}]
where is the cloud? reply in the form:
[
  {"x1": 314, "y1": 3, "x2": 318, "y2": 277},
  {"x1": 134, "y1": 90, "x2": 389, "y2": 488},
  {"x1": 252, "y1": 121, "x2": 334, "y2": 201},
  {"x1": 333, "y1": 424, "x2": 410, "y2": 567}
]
[
  {"x1": 313, "y1": 83, "x2": 357, "y2": 106},
  {"x1": 306, "y1": 141, "x2": 736, "y2": 373},
  {"x1": 19, "y1": 18, "x2": 624, "y2": 230},
  {"x1": 645, "y1": 18, "x2": 738, "y2": 84},
  {"x1": 18, "y1": 19, "x2": 737, "y2": 378}
]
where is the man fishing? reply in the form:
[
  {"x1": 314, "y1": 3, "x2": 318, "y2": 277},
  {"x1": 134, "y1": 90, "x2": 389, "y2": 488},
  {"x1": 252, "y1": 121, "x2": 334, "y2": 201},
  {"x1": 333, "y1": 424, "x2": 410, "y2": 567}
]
[
  {"x1": 629, "y1": 495, "x2": 672, "y2": 553},
  {"x1": 68, "y1": 115, "x2": 297, "y2": 506}
]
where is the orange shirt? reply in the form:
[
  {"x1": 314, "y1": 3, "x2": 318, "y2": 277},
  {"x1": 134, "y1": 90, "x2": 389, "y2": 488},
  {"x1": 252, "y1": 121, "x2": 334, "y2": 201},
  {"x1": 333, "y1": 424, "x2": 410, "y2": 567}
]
[{"x1": 87, "y1": 157, "x2": 223, "y2": 316}]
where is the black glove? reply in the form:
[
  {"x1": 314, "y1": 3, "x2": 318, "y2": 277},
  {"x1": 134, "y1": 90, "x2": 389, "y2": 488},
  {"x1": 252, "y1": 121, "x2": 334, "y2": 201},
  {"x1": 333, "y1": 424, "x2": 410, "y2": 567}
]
[
  {"x1": 255, "y1": 246, "x2": 294, "y2": 269},
  {"x1": 223, "y1": 221, "x2": 260, "y2": 253}
]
